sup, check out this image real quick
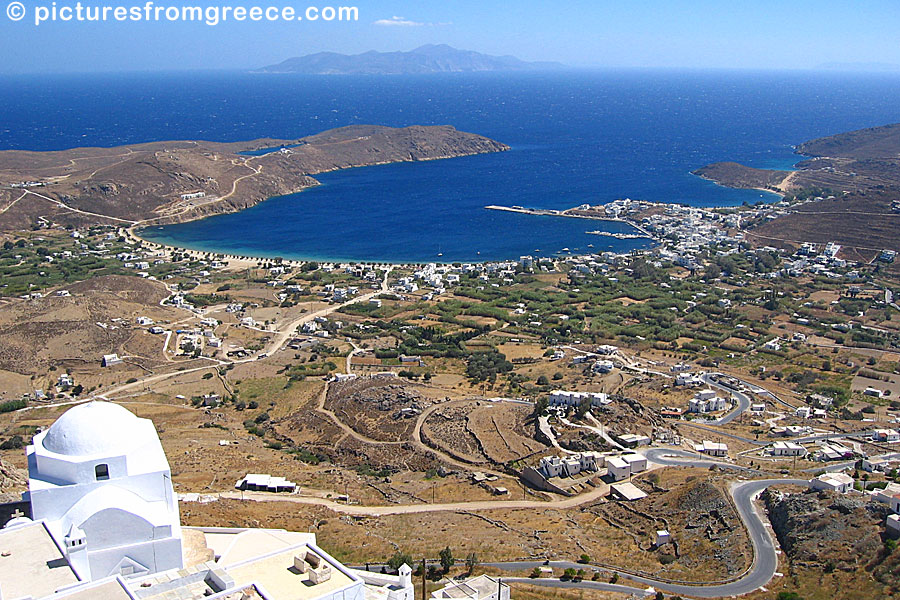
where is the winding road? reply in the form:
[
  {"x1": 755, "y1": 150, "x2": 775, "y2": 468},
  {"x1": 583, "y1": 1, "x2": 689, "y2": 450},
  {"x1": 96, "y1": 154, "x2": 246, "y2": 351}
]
[{"x1": 482, "y1": 478, "x2": 806, "y2": 598}]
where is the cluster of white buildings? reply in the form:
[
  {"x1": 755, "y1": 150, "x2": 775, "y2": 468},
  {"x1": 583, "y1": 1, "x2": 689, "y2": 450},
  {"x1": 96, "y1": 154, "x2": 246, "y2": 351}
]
[
  {"x1": 795, "y1": 406, "x2": 828, "y2": 419},
  {"x1": 814, "y1": 440, "x2": 855, "y2": 461},
  {"x1": 688, "y1": 389, "x2": 727, "y2": 413},
  {"x1": 536, "y1": 451, "x2": 648, "y2": 483},
  {"x1": 538, "y1": 452, "x2": 604, "y2": 479},
  {"x1": 547, "y1": 389, "x2": 611, "y2": 408}
]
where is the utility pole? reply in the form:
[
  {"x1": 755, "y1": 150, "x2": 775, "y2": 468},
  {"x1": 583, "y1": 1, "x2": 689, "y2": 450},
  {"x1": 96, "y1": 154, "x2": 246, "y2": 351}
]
[{"x1": 421, "y1": 558, "x2": 427, "y2": 600}]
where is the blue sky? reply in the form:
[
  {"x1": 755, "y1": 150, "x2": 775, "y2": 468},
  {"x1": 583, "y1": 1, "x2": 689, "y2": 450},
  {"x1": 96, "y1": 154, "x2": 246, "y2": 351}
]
[{"x1": 2, "y1": 0, "x2": 900, "y2": 73}]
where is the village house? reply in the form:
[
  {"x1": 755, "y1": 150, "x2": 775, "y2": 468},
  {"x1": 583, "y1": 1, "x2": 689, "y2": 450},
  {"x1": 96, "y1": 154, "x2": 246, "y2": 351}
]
[
  {"x1": 538, "y1": 452, "x2": 604, "y2": 479},
  {"x1": 676, "y1": 372, "x2": 703, "y2": 387},
  {"x1": 810, "y1": 472, "x2": 854, "y2": 493},
  {"x1": 606, "y1": 453, "x2": 648, "y2": 481},
  {"x1": 689, "y1": 389, "x2": 727, "y2": 413},
  {"x1": 771, "y1": 441, "x2": 806, "y2": 457},
  {"x1": 548, "y1": 390, "x2": 610, "y2": 408},
  {"x1": 101, "y1": 353, "x2": 122, "y2": 367},
  {"x1": 874, "y1": 430, "x2": 900, "y2": 443},
  {"x1": 616, "y1": 433, "x2": 651, "y2": 448},
  {"x1": 694, "y1": 440, "x2": 728, "y2": 457}
]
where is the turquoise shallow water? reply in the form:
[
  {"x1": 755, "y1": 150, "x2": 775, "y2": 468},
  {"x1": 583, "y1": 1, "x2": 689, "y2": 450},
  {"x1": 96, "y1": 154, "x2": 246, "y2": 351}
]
[{"x1": 3, "y1": 69, "x2": 900, "y2": 262}]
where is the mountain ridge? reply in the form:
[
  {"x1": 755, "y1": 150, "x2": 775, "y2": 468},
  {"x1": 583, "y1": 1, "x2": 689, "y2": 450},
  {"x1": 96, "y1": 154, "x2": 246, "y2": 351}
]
[{"x1": 256, "y1": 44, "x2": 565, "y2": 74}]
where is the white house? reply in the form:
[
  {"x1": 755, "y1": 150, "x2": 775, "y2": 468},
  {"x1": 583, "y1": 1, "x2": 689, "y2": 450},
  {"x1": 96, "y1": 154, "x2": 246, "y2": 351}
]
[
  {"x1": 810, "y1": 472, "x2": 854, "y2": 494},
  {"x1": 606, "y1": 453, "x2": 647, "y2": 481},
  {"x1": 675, "y1": 373, "x2": 703, "y2": 387},
  {"x1": 873, "y1": 483, "x2": 900, "y2": 506},
  {"x1": 101, "y1": 354, "x2": 122, "y2": 367},
  {"x1": 689, "y1": 390, "x2": 727, "y2": 413},
  {"x1": 874, "y1": 430, "x2": 900, "y2": 443},
  {"x1": 694, "y1": 440, "x2": 728, "y2": 457},
  {"x1": 592, "y1": 360, "x2": 615, "y2": 374},
  {"x1": 538, "y1": 452, "x2": 603, "y2": 479},
  {"x1": 771, "y1": 441, "x2": 806, "y2": 457},
  {"x1": 617, "y1": 433, "x2": 651, "y2": 448}
]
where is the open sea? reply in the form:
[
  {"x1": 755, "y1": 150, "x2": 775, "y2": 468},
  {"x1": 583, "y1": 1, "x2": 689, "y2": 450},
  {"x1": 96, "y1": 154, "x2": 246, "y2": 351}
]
[{"x1": 3, "y1": 69, "x2": 900, "y2": 262}]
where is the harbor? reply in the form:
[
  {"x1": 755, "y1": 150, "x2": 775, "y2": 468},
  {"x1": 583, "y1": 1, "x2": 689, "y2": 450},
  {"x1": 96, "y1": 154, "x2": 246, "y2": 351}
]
[{"x1": 484, "y1": 204, "x2": 657, "y2": 240}]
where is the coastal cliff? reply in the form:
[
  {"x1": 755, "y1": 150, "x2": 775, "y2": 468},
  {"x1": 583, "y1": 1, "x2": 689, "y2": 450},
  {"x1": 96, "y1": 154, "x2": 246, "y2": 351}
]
[{"x1": 0, "y1": 125, "x2": 509, "y2": 230}]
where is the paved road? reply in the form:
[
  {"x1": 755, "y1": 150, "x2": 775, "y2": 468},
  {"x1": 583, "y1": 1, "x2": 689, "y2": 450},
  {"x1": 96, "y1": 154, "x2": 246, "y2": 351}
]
[
  {"x1": 485, "y1": 478, "x2": 807, "y2": 598},
  {"x1": 501, "y1": 577, "x2": 653, "y2": 597},
  {"x1": 643, "y1": 448, "x2": 760, "y2": 474},
  {"x1": 702, "y1": 373, "x2": 751, "y2": 425}
]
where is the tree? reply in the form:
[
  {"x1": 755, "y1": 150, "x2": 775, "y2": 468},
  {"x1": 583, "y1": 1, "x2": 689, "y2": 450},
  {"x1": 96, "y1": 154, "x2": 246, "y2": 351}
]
[
  {"x1": 578, "y1": 553, "x2": 591, "y2": 564},
  {"x1": 530, "y1": 567, "x2": 541, "y2": 578},
  {"x1": 536, "y1": 375, "x2": 549, "y2": 386},
  {"x1": 439, "y1": 546, "x2": 454, "y2": 573},
  {"x1": 561, "y1": 568, "x2": 576, "y2": 581},
  {"x1": 465, "y1": 552, "x2": 479, "y2": 574},
  {"x1": 656, "y1": 592, "x2": 665, "y2": 600},
  {"x1": 775, "y1": 593, "x2": 803, "y2": 600},
  {"x1": 386, "y1": 551, "x2": 412, "y2": 571}
]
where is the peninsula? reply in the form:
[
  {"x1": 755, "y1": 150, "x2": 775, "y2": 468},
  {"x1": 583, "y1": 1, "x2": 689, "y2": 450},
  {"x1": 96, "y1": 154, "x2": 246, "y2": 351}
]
[
  {"x1": 694, "y1": 121, "x2": 900, "y2": 195},
  {"x1": 0, "y1": 125, "x2": 509, "y2": 230},
  {"x1": 694, "y1": 122, "x2": 900, "y2": 254}
]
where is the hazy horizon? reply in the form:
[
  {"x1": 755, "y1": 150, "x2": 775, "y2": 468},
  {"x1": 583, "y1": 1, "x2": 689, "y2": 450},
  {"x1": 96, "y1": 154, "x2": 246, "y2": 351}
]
[{"x1": 2, "y1": 0, "x2": 900, "y2": 74}]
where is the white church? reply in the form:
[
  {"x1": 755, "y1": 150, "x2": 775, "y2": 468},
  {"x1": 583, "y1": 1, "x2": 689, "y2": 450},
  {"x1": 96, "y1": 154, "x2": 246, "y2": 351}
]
[{"x1": 0, "y1": 401, "x2": 415, "y2": 600}]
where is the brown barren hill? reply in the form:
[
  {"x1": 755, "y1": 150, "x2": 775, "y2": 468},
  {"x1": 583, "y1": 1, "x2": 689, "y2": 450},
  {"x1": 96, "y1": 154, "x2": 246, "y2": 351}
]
[
  {"x1": 695, "y1": 121, "x2": 900, "y2": 252},
  {"x1": 0, "y1": 125, "x2": 509, "y2": 230},
  {"x1": 692, "y1": 161, "x2": 791, "y2": 192}
]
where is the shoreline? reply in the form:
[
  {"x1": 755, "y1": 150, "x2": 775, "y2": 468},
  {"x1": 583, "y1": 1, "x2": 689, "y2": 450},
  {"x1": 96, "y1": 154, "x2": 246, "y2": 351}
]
[{"x1": 130, "y1": 222, "x2": 651, "y2": 268}]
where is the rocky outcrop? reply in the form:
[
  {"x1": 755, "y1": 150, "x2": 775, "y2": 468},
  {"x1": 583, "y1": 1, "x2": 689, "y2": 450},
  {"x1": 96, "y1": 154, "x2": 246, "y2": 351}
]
[
  {"x1": 763, "y1": 488, "x2": 888, "y2": 572},
  {"x1": 0, "y1": 458, "x2": 26, "y2": 502}
]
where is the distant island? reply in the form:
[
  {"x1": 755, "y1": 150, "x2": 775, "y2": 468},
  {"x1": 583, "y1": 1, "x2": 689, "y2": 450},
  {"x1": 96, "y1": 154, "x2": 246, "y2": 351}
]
[
  {"x1": 0, "y1": 125, "x2": 509, "y2": 230},
  {"x1": 256, "y1": 44, "x2": 564, "y2": 75}
]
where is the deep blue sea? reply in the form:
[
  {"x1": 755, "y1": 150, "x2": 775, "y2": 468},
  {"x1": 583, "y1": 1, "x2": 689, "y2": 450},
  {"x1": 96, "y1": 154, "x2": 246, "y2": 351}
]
[{"x1": 3, "y1": 69, "x2": 900, "y2": 262}]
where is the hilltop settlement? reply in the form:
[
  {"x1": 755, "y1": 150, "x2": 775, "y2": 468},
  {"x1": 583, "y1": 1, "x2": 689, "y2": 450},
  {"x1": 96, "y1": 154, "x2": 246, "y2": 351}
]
[{"x1": 0, "y1": 122, "x2": 899, "y2": 600}]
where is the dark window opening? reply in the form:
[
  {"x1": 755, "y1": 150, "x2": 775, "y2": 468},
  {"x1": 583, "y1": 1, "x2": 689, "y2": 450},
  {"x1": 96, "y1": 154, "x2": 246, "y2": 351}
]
[{"x1": 95, "y1": 464, "x2": 109, "y2": 480}]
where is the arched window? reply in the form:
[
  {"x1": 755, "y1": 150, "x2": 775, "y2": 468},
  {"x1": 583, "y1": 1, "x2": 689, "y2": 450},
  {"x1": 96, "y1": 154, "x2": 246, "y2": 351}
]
[{"x1": 95, "y1": 464, "x2": 110, "y2": 480}]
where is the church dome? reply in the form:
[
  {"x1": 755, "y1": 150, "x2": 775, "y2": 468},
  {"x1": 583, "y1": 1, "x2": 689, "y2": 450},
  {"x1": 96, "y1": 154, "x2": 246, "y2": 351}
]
[{"x1": 41, "y1": 402, "x2": 151, "y2": 457}]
